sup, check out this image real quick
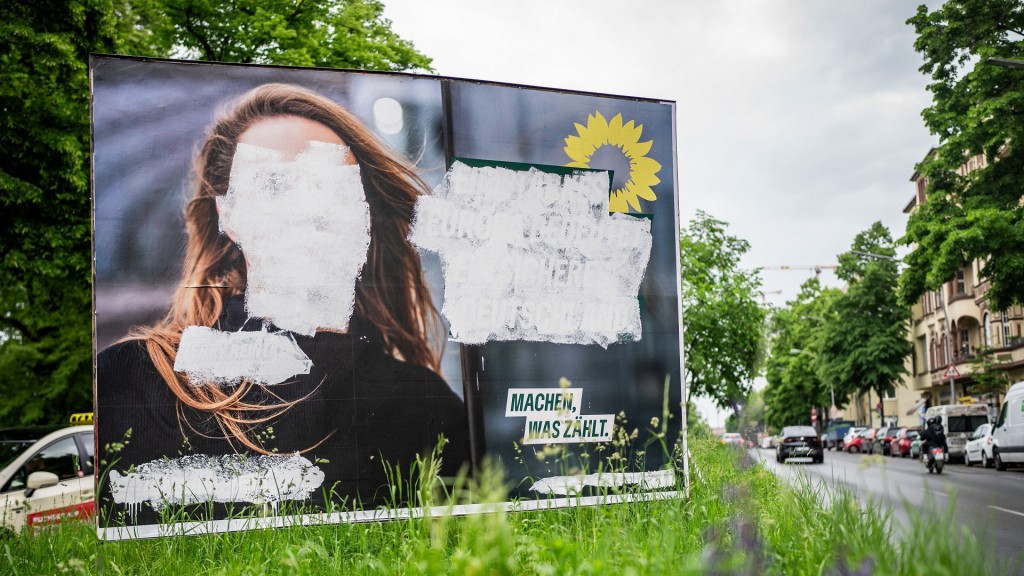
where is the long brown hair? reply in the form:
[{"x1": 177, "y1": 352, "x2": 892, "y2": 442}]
[{"x1": 136, "y1": 83, "x2": 442, "y2": 453}]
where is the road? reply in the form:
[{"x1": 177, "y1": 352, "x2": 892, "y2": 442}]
[{"x1": 751, "y1": 446, "x2": 1024, "y2": 574}]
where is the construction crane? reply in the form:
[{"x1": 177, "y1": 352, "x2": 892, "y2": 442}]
[{"x1": 763, "y1": 265, "x2": 838, "y2": 278}]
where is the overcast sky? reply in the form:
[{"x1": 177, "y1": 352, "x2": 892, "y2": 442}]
[{"x1": 382, "y1": 0, "x2": 940, "y2": 427}]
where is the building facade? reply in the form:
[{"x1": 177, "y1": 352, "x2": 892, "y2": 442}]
[{"x1": 892, "y1": 151, "x2": 1024, "y2": 426}]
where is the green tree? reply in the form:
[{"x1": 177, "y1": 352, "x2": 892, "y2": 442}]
[
  {"x1": 726, "y1": 388, "x2": 766, "y2": 440},
  {"x1": 901, "y1": 0, "x2": 1024, "y2": 309},
  {"x1": 763, "y1": 278, "x2": 841, "y2": 431},
  {"x1": 0, "y1": 0, "x2": 431, "y2": 426},
  {"x1": 968, "y1": 347, "x2": 1012, "y2": 411},
  {"x1": 679, "y1": 211, "x2": 767, "y2": 413},
  {"x1": 820, "y1": 223, "x2": 911, "y2": 423},
  {"x1": 154, "y1": 0, "x2": 431, "y2": 70},
  {"x1": 0, "y1": 1, "x2": 162, "y2": 425}
]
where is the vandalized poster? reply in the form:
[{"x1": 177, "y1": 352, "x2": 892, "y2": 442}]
[{"x1": 91, "y1": 55, "x2": 684, "y2": 539}]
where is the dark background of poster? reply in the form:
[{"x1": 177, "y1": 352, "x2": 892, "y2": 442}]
[{"x1": 445, "y1": 82, "x2": 682, "y2": 494}]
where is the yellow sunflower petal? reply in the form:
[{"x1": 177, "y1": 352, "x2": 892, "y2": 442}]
[
  {"x1": 564, "y1": 136, "x2": 594, "y2": 164},
  {"x1": 632, "y1": 156, "x2": 662, "y2": 178},
  {"x1": 608, "y1": 113, "x2": 624, "y2": 143},
  {"x1": 587, "y1": 112, "x2": 610, "y2": 144},
  {"x1": 622, "y1": 139, "x2": 652, "y2": 159},
  {"x1": 624, "y1": 188, "x2": 643, "y2": 212},
  {"x1": 628, "y1": 180, "x2": 657, "y2": 202},
  {"x1": 608, "y1": 192, "x2": 629, "y2": 213}
]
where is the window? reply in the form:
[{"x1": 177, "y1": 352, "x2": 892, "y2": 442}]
[
  {"x1": 2, "y1": 436, "x2": 81, "y2": 492},
  {"x1": 984, "y1": 313, "x2": 991, "y2": 347},
  {"x1": 1002, "y1": 311, "x2": 1011, "y2": 346},
  {"x1": 78, "y1": 432, "x2": 94, "y2": 475},
  {"x1": 918, "y1": 336, "x2": 928, "y2": 374},
  {"x1": 960, "y1": 329, "x2": 970, "y2": 357},
  {"x1": 955, "y1": 270, "x2": 966, "y2": 295}
]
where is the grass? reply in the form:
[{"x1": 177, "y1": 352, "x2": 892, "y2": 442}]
[{"x1": 1, "y1": 434, "x2": 1005, "y2": 575}]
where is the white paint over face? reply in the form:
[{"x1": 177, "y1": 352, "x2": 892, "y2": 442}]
[
  {"x1": 108, "y1": 453, "x2": 325, "y2": 511},
  {"x1": 409, "y1": 161, "x2": 652, "y2": 347},
  {"x1": 218, "y1": 116, "x2": 370, "y2": 336},
  {"x1": 530, "y1": 470, "x2": 676, "y2": 495},
  {"x1": 173, "y1": 325, "x2": 312, "y2": 386}
]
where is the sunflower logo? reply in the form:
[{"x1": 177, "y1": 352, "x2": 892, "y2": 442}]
[{"x1": 563, "y1": 111, "x2": 662, "y2": 213}]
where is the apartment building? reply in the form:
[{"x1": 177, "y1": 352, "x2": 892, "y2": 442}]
[{"x1": 885, "y1": 151, "x2": 1024, "y2": 426}]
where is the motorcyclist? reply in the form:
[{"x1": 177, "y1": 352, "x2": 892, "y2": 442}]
[{"x1": 919, "y1": 416, "x2": 948, "y2": 463}]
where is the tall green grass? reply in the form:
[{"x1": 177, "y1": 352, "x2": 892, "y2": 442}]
[{"x1": 2, "y1": 435, "x2": 1003, "y2": 575}]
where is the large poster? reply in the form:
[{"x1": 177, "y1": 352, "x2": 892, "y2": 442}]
[{"x1": 91, "y1": 56, "x2": 683, "y2": 539}]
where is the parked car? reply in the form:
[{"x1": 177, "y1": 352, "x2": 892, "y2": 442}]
[
  {"x1": 861, "y1": 428, "x2": 879, "y2": 454},
  {"x1": 841, "y1": 427, "x2": 866, "y2": 449},
  {"x1": 964, "y1": 423, "x2": 995, "y2": 468},
  {"x1": 844, "y1": 429, "x2": 867, "y2": 453},
  {"x1": 0, "y1": 424, "x2": 95, "y2": 533},
  {"x1": 760, "y1": 435, "x2": 775, "y2": 449},
  {"x1": 721, "y1": 432, "x2": 744, "y2": 448},
  {"x1": 891, "y1": 427, "x2": 920, "y2": 458},
  {"x1": 993, "y1": 381, "x2": 1024, "y2": 471},
  {"x1": 776, "y1": 426, "x2": 824, "y2": 464},
  {"x1": 924, "y1": 403, "x2": 992, "y2": 462},
  {"x1": 871, "y1": 426, "x2": 898, "y2": 456},
  {"x1": 910, "y1": 435, "x2": 922, "y2": 459}
]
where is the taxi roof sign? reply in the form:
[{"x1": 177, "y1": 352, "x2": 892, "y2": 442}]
[{"x1": 69, "y1": 413, "x2": 93, "y2": 426}]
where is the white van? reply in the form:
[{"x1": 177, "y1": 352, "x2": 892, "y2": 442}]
[
  {"x1": 992, "y1": 381, "x2": 1024, "y2": 471},
  {"x1": 923, "y1": 403, "x2": 991, "y2": 461}
]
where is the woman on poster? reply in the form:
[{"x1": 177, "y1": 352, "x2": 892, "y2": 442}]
[{"x1": 97, "y1": 83, "x2": 469, "y2": 528}]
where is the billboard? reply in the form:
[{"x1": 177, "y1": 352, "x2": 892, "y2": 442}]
[{"x1": 91, "y1": 55, "x2": 684, "y2": 539}]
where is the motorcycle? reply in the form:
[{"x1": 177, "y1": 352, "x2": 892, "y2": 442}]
[{"x1": 923, "y1": 446, "x2": 945, "y2": 474}]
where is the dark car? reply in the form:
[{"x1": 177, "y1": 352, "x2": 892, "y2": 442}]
[
  {"x1": 776, "y1": 425, "x2": 824, "y2": 464},
  {"x1": 872, "y1": 426, "x2": 898, "y2": 456},
  {"x1": 891, "y1": 427, "x2": 920, "y2": 458}
]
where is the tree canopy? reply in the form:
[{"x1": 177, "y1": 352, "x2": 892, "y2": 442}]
[
  {"x1": 152, "y1": 0, "x2": 431, "y2": 70},
  {"x1": 762, "y1": 278, "x2": 841, "y2": 431},
  {"x1": 679, "y1": 211, "x2": 767, "y2": 412},
  {"x1": 0, "y1": 0, "x2": 431, "y2": 426},
  {"x1": 820, "y1": 222, "x2": 911, "y2": 423},
  {"x1": 901, "y1": 0, "x2": 1024, "y2": 309}
]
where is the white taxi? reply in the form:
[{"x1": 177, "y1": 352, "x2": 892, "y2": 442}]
[{"x1": 0, "y1": 415, "x2": 95, "y2": 533}]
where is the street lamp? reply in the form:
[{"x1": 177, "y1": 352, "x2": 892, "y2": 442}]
[
  {"x1": 987, "y1": 57, "x2": 1024, "y2": 70},
  {"x1": 789, "y1": 348, "x2": 836, "y2": 421}
]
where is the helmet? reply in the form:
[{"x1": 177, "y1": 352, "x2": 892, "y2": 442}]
[{"x1": 927, "y1": 416, "x2": 941, "y2": 426}]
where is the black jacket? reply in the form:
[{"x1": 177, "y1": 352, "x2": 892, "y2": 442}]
[{"x1": 97, "y1": 296, "x2": 469, "y2": 528}]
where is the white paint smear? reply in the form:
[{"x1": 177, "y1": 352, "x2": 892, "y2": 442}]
[
  {"x1": 174, "y1": 325, "x2": 312, "y2": 386},
  {"x1": 219, "y1": 141, "x2": 371, "y2": 336},
  {"x1": 530, "y1": 469, "x2": 676, "y2": 495},
  {"x1": 409, "y1": 161, "x2": 652, "y2": 347},
  {"x1": 108, "y1": 453, "x2": 325, "y2": 511}
]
